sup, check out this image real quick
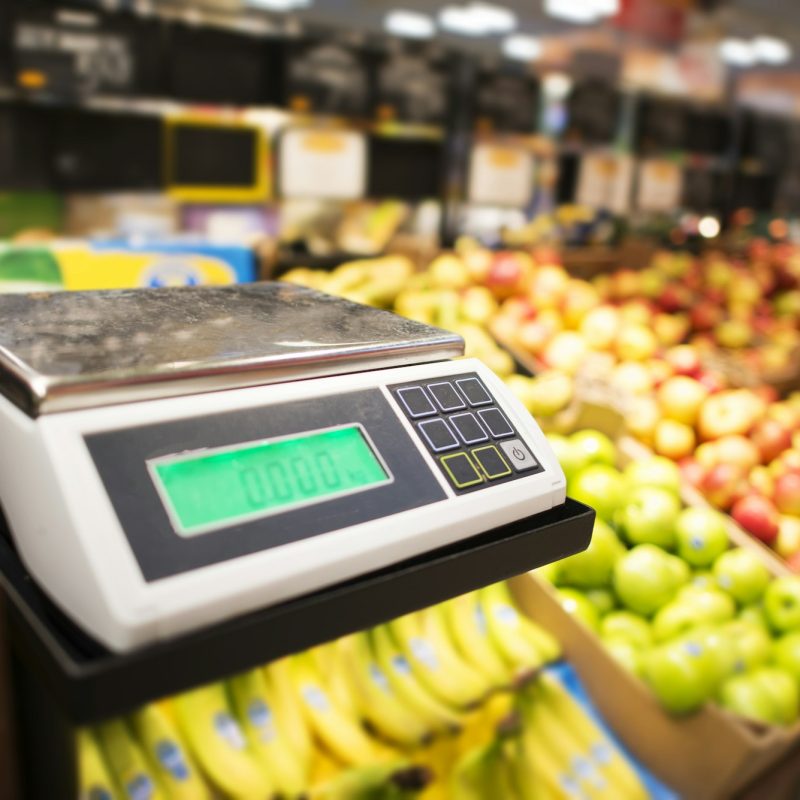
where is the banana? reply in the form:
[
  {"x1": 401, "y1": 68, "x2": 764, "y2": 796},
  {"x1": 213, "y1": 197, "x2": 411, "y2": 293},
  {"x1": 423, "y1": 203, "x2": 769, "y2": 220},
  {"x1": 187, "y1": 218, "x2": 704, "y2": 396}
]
[
  {"x1": 264, "y1": 658, "x2": 314, "y2": 772},
  {"x1": 369, "y1": 626, "x2": 463, "y2": 734},
  {"x1": 96, "y1": 719, "x2": 166, "y2": 800},
  {"x1": 479, "y1": 583, "x2": 560, "y2": 675},
  {"x1": 310, "y1": 746, "x2": 346, "y2": 788},
  {"x1": 288, "y1": 653, "x2": 388, "y2": 767},
  {"x1": 173, "y1": 683, "x2": 274, "y2": 800},
  {"x1": 412, "y1": 735, "x2": 459, "y2": 800},
  {"x1": 508, "y1": 723, "x2": 564, "y2": 800},
  {"x1": 387, "y1": 610, "x2": 490, "y2": 709},
  {"x1": 129, "y1": 702, "x2": 210, "y2": 800},
  {"x1": 522, "y1": 686, "x2": 606, "y2": 800},
  {"x1": 449, "y1": 740, "x2": 515, "y2": 800},
  {"x1": 537, "y1": 672, "x2": 649, "y2": 800},
  {"x1": 309, "y1": 762, "x2": 430, "y2": 800},
  {"x1": 440, "y1": 593, "x2": 512, "y2": 688},
  {"x1": 339, "y1": 631, "x2": 433, "y2": 748},
  {"x1": 325, "y1": 638, "x2": 362, "y2": 721},
  {"x1": 77, "y1": 728, "x2": 121, "y2": 800},
  {"x1": 229, "y1": 668, "x2": 310, "y2": 797}
]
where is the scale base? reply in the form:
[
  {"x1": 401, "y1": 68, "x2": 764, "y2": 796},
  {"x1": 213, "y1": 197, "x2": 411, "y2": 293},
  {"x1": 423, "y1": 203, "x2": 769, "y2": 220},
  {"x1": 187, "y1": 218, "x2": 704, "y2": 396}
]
[{"x1": 0, "y1": 499, "x2": 594, "y2": 798}]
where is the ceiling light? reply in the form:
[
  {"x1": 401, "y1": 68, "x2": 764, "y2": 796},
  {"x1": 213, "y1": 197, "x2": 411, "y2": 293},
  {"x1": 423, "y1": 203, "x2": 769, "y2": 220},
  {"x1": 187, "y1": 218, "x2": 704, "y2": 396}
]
[
  {"x1": 753, "y1": 36, "x2": 792, "y2": 65},
  {"x1": 544, "y1": 0, "x2": 600, "y2": 24},
  {"x1": 543, "y1": 72, "x2": 573, "y2": 99},
  {"x1": 502, "y1": 34, "x2": 541, "y2": 61},
  {"x1": 385, "y1": 9, "x2": 435, "y2": 39},
  {"x1": 591, "y1": 0, "x2": 620, "y2": 16},
  {"x1": 439, "y1": 3, "x2": 517, "y2": 37},
  {"x1": 246, "y1": 0, "x2": 311, "y2": 10},
  {"x1": 698, "y1": 216, "x2": 721, "y2": 239},
  {"x1": 719, "y1": 38, "x2": 757, "y2": 68}
]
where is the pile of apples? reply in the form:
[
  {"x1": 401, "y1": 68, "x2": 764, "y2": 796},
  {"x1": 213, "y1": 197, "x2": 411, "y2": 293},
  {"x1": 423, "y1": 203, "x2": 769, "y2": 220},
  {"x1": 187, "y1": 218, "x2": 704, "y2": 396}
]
[
  {"x1": 629, "y1": 356, "x2": 800, "y2": 565},
  {"x1": 594, "y1": 244, "x2": 800, "y2": 374},
  {"x1": 542, "y1": 429, "x2": 800, "y2": 725}
]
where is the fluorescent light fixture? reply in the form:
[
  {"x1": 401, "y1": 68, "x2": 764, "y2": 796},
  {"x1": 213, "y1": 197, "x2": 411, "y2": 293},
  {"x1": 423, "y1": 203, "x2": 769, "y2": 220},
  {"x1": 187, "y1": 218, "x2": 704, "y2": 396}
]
[
  {"x1": 246, "y1": 0, "x2": 311, "y2": 10},
  {"x1": 543, "y1": 72, "x2": 573, "y2": 99},
  {"x1": 592, "y1": 0, "x2": 620, "y2": 15},
  {"x1": 719, "y1": 38, "x2": 757, "y2": 68},
  {"x1": 439, "y1": 3, "x2": 517, "y2": 37},
  {"x1": 544, "y1": 0, "x2": 599, "y2": 24},
  {"x1": 753, "y1": 36, "x2": 792, "y2": 65},
  {"x1": 698, "y1": 216, "x2": 721, "y2": 239},
  {"x1": 502, "y1": 34, "x2": 541, "y2": 61},
  {"x1": 385, "y1": 9, "x2": 435, "y2": 39}
]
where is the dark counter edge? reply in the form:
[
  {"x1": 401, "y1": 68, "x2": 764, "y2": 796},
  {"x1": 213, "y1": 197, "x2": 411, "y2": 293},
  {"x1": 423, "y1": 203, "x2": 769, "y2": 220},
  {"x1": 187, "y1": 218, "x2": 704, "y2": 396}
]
[{"x1": 0, "y1": 498, "x2": 594, "y2": 725}]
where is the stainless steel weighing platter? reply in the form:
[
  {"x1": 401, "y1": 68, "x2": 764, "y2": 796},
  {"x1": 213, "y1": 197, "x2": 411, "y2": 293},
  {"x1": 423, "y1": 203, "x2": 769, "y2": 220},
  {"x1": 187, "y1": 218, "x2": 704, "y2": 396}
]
[{"x1": 0, "y1": 282, "x2": 464, "y2": 416}]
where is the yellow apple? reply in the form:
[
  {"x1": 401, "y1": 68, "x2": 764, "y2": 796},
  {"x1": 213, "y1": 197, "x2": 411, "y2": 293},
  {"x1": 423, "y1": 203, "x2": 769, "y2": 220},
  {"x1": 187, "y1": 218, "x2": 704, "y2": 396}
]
[
  {"x1": 657, "y1": 376, "x2": 709, "y2": 425},
  {"x1": 615, "y1": 324, "x2": 658, "y2": 362},
  {"x1": 653, "y1": 419, "x2": 696, "y2": 460},
  {"x1": 579, "y1": 305, "x2": 621, "y2": 351}
]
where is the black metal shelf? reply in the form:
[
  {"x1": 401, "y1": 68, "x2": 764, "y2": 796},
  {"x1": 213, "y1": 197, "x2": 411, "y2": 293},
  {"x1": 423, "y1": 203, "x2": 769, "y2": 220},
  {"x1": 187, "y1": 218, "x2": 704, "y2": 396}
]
[{"x1": 0, "y1": 499, "x2": 593, "y2": 726}]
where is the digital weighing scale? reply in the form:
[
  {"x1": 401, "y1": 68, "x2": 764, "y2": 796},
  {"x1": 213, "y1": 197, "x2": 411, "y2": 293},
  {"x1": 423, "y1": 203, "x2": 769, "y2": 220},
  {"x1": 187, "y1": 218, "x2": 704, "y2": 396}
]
[{"x1": 0, "y1": 282, "x2": 567, "y2": 652}]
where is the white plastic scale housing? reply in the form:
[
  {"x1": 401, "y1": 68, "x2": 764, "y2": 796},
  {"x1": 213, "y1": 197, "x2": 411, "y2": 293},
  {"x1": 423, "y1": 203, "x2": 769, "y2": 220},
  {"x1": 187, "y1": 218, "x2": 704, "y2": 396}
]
[{"x1": 0, "y1": 283, "x2": 566, "y2": 652}]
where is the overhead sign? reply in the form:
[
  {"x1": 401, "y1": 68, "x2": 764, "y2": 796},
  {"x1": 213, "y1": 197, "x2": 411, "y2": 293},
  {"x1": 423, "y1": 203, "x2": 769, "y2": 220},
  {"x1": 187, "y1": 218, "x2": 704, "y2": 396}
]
[
  {"x1": 474, "y1": 72, "x2": 539, "y2": 134},
  {"x1": 373, "y1": 50, "x2": 447, "y2": 125},
  {"x1": 576, "y1": 153, "x2": 634, "y2": 214},
  {"x1": 467, "y1": 143, "x2": 535, "y2": 208},
  {"x1": 636, "y1": 158, "x2": 683, "y2": 212},
  {"x1": 279, "y1": 128, "x2": 366, "y2": 200}
]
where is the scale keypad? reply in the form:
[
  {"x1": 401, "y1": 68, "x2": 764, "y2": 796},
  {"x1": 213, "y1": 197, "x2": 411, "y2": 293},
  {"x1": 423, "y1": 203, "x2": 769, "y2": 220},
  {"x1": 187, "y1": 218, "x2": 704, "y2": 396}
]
[{"x1": 390, "y1": 372, "x2": 543, "y2": 493}]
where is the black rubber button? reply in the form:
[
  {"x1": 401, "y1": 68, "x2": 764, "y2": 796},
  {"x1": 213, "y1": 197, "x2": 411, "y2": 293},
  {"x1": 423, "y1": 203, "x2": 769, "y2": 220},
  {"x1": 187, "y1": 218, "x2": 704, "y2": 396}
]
[
  {"x1": 478, "y1": 407, "x2": 514, "y2": 438},
  {"x1": 397, "y1": 386, "x2": 436, "y2": 418},
  {"x1": 428, "y1": 382, "x2": 466, "y2": 412},
  {"x1": 417, "y1": 418, "x2": 459, "y2": 452},
  {"x1": 456, "y1": 377, "x2": 492, "y2": 407}
]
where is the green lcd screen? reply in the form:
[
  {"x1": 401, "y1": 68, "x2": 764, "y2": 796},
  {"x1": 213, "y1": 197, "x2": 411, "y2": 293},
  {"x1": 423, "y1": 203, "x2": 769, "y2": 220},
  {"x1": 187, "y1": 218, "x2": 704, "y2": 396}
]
[{"x1": 150, "y1": 425, "x2": 390, "y2": 536}]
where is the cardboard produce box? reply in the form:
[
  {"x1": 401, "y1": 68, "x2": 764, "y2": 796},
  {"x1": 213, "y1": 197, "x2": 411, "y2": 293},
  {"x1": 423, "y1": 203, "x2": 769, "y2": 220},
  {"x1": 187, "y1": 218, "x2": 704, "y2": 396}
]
[{"x1": 509, "y1": 572, "x2": 800, "y2": 800}]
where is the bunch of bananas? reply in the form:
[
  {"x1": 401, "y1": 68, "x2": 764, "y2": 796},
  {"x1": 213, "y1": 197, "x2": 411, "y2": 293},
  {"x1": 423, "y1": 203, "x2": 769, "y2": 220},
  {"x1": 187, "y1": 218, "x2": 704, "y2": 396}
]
[
  {"x1": 449, "y1": 670, "x2": 649, "y2": 800},
  {"x1": 78, "y1": 581, "x2": 635, "y2": 800}
]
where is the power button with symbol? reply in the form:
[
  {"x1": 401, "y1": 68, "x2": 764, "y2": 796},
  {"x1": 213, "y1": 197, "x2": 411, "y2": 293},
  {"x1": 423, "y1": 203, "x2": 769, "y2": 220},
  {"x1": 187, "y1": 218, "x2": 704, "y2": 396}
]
[{"x1": 499, "y1": 439, "x2": 538, "y2": 472}]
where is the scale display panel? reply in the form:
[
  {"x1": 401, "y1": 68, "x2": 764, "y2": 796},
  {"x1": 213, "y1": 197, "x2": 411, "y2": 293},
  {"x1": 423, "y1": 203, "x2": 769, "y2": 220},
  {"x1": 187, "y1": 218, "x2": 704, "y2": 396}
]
[{"x1": 0, "y1": 284, "x2": 566, "y2": 652}]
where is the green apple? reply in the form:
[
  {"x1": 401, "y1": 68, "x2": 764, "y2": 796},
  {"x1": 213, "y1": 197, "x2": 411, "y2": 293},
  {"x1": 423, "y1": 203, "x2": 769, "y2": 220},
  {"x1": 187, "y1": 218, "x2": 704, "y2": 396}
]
[
  {"x1": 675, "y1": 508, "x2": 729, "y2": 568},
  {"x1": 570, "y1": 465, "x2": 627, "y2": 523},
  {"x1": 713, "y1": 549, "x2": 770, "y2": 606},
  {"x1": 738, "y1": 605, "x2": 770, "y2": 630},
  {"x1": 555, "y1": 588, "x2": 600, "y2": 632},
  {"x1": 723, "y1": 620, "x2": 772, "y2": 672},
  {"x1": 752, "y1": 667, "x2": 799, "y2": 725},
  {"x1": 642, "y1": 640, "x2": 713, "y2": 714},
  {"x1": 616, "y1": 487, "x2": 681, "y2": 550},
  {"x1": 720, "y1": 673, "x2": 778, "y2": 725},
  {"x1": 653, "y1": 590, "x2": 735, "y2": 642},
  {"x1": 764, "y1": 577, "x2": 800, "y2": 633},
  {"x1": 557, "y1": 518, "x2": 625, "y2": 588},
  {"x1": 585, "y1": 588, "x2": 616, "y2": 616},
  {"x1": 624, "y1": 456, "x2": 681, "y2": 496},
  {"x1": 679, "y1": 627, "x2": 737, "y2": 686},
  {"x1": 688, "y1": 571, "x2": 715, "y2": 591},
  {"x1": 665, "y1": 554, "x2": 691, "y2": 587},
  {"x1": 604, "y1": 637, "x2": 642, "y2": 676},
  {"x1": 613, "y1": 545, "x2": 682, "y2": 617},
  {"x1": 546, "y1": 433, "x2": 584, "y2": 484},
  {"x1": 772, "y1": 632, "x2": 800, "y2": 682},
  {"x1": 569, "y1": 430, "x2": 617, "y2": 469},
  {"x1": 601, "y1": 611, "x2": 652, "y2": 649}
]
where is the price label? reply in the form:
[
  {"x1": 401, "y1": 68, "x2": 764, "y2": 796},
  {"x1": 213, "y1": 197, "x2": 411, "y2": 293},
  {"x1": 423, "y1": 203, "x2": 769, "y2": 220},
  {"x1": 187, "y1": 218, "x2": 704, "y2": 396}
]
[
  {"x1": 280, "y1": 128, "x2": 366, "y2": 200},
  {"x1": 576, "y1": 154, "x2": 634, "y2": 214},
  {"x1": 637, "y1": 158, "x2": 684, "y2": 212},
  {"x1": 467, "y1": 143, "x2": 535, "y2": 208}
]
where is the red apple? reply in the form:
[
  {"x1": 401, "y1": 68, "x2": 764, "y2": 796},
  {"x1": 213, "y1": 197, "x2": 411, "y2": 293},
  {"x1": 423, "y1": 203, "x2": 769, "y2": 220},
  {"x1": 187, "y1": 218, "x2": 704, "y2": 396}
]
[
  {"x1": 700, "y1": 463, "x2": 748, "y2": 510},
  {"x1": 775, "y1": 472, "x2": 800, "y2": 516},
  {"x1": 697, "y1": 371, "x2": 728, "y2": 394},
  {"x1": 679, "y1": 457, "x2": 706, "y2": 488},
  {"x1": 752, "y1": 418, "x2": 793, "y2": 464},
  {"x1": 664, "y1": 345, "x2": 702, "y2": 377},
  {"x1": 485, "y1": 252, "x2": 531, "y2": 298},
  {"x1": 731, "y1": 494, "x2": 780, "y2": 544},
  {"x1": 690, "y1": 302, "x2": 723, "y2": 332},
  {"x1": 657, "y1": 284, "x2": 692, "y2": 313}
]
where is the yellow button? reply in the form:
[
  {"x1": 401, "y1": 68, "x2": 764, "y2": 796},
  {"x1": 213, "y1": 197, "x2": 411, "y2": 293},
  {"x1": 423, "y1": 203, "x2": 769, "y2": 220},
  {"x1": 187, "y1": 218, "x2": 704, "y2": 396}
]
[
  {"x1": 471, "y1": 445, "x2": 512, "y2": 480},
  {"x1": 440, "y1": 452, "x2": 484, "y2": 489}
]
